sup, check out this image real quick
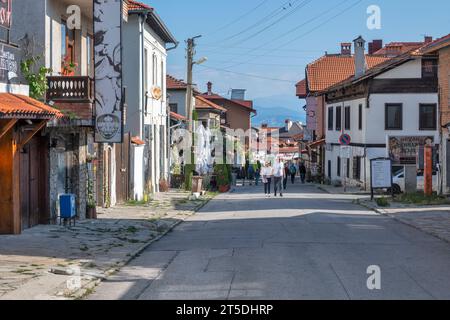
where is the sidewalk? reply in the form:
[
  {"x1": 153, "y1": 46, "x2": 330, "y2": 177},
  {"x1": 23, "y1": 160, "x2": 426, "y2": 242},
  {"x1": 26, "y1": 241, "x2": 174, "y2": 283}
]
[
  {"x1": 316, "y1": 183, "x2": 371, "y2": 196},
  {"x1": 0, "y1": 190, "x2": 214, "y2": 300}
]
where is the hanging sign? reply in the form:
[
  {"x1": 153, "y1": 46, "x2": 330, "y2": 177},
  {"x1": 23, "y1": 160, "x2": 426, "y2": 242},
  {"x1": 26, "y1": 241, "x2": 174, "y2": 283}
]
[
  {"x1": 94, "y1": 0, "x2": 123, "y2": 143},
  {"x1": 0, "y1": 0, "x2": 12, "y2": 30}
]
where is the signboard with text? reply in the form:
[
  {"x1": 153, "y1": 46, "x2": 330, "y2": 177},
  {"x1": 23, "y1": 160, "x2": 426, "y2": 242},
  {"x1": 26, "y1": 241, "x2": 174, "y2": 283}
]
[
  {"x1": 94, "y1": 0, "x2": 123, "y2": 143},
  {"x1": 0, "y1": 0, "x2": 12, "y2": 30},
  {"x1": 371, "y1": 158, "x2": 392, "y2": 189},
  {"x1": 388, "y1": 136, "x2": 434, "y2": 165},
  {"x1": 0, "y1": 43, "x2": 19, "y2": 84}
]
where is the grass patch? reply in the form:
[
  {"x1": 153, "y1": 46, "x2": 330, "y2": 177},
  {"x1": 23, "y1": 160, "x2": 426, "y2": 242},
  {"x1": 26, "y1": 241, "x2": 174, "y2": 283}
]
[
  {"x1": 395, "y1": 192, "x2": 450, "y2": 205},
  {"x1": 375, "y1": 197, "x2": 390, "y2": 207},
  {"x1": 125, "y1": 199, "x2": 149, "y2": 206}
]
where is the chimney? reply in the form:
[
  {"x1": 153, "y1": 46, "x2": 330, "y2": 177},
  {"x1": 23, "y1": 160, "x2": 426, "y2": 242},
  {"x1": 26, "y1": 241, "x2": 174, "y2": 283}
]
[
  {"x1": 424, "y1": 36, "x2": 433, "y2": 44},
  {"x1": 285, "y1": 119, "x2": 293, "y2": 131},
  {"x1": 340, "y1": 43, "x2": 352, "y2": 55},
  {"x1": 261, "y1": 123, "x2": 268, "y2": 129},
  {"x1": 207, "y1": 81, "x2": 212, "y2": 95},
  {"x1": 353, "y1": 36, "x2": 367, "y2": 78},
  {"x1": 231, "y1": 89, "x2": 246, "y2": 100},
  {"x1": 368, "y1": 39, "x2": 383, "y2": 54}
]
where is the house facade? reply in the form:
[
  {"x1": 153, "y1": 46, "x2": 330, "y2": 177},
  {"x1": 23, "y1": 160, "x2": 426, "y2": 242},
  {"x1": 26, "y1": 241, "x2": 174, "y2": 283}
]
[
  {"x1": 323, "y1": 37, "x2": 440, "y2": 191},
  {"x1": 123, "y1": 1, "x2": 177, "y2": 201}
]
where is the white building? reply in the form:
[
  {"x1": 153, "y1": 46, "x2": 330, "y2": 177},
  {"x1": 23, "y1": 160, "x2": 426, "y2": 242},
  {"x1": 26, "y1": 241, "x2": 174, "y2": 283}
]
[
  {"x1": 324, "y1": 36, "x2": 439, "y2": 191},
  {"x1": 123, "y1": 1, "x2": 177, "y2": 200}
]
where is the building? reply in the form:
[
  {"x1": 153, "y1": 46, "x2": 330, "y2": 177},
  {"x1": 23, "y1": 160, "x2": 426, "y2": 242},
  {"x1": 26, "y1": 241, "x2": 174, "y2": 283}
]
[
  {"x1": 323, "y1": 36, "x2": 440, "y2": 191},
  {"x1": 122, "y1": 0, "x2": 177, "y2": 200},
  {"x1": 201, "y1": 82, "x2": 256, "y2": 151},
  {"x1": 0, "y1": 1, "x2": 62, "y2": 234},
  {"x1": 296, "y1": 41, "x2": 390, "y2": 181},
  {"x1": 417, "y1": 34, "x2": 450, "y2": 193}
]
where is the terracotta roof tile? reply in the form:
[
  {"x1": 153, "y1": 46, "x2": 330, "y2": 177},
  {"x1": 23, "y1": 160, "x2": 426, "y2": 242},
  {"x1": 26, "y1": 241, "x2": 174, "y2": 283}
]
[
  {"x1": 374, "y1": 42, "x2": 424, "y2": 55},
  {"x1": 200, "y1": 94, "x2": 256, "y2": 113},
  {"x1": 128, "y1": 0, "x2": 152, "y2": 11},
  {"x1": 167, "y1": 74, "x2": 188, "y2": 90},
  {"x1": 170, "y1": 111, "x2": 186, "y2": 121},
  {"x1": 131, "y1": 136, "x2": 145, "y2": 145},
  {"x1": 306, "y1": 55, "x2": 390, "y2": 92},
  {"x1": 195, "y1": 96, "x2": 227, "y2": 112},
  {"x1": 0, "y1": 93, "x2": 63, "y2": 119}
]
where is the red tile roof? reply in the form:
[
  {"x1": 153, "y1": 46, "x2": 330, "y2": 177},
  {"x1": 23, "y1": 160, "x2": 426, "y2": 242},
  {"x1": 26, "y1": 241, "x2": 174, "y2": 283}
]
[
  {"x1": 131, "y1": 136, "x2": 146, "y2": 145},
  {"x1": 200, "y1": 93, "x2": 256, "y2": 113},
  {"x1": 170, "y1": 111, "x2": 186, "y2": 121},
  {"x1": 373, "y1": 42, "x2": 424, "y2": 56},
  {"x1": 195, "y1": 96, "x2": 227, "y2": 112},
  {"x1": 304, "y1": 54, "x2": 390, "y2": 93},
  {"x1": 415, "y1": 33, "x2": 450, "y2": 54},
  {"x1": 0, "y1": 93, "x2": 63, "y2": 119},
  {"x1": 127, "y1": 0, "x2": 152, "y2": 11},
  {"x1": 167, "y1": 74, "x2": 188, "y2": 90}
]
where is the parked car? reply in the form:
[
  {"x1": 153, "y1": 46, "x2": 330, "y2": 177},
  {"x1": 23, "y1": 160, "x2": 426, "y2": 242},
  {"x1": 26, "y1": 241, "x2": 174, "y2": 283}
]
[{"x1": 390, "y1": 170, "x2": 438, "y2": 194}]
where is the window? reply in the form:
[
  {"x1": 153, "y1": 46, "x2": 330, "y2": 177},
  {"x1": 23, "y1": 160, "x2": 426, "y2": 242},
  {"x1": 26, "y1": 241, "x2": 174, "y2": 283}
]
[
  {"x1": 353, "y1": 156, "x2": 361, "y2": 180},
  {"x1": 144, "y1": 48, "x2": 149, "y2": 93},
  {"x1": 152, "y1": 53, "x2": 158, "y2": 85},
  {"x1": 328, "y1": 160, "x2": 332, "y2": 178},
  {"x1": 346, "y1": 158, "x2": 350, "y2": 178},
  {"x1": 169, "y1": 103, "x2": 178, "y2": 114},
  {"x1": 358, "y1": 104, "x2": 363, "y2": 130},
  {"x1": 61, "y1": 20, "x2": 76, "y2": 74},
  {"x1": 328, "y1": 107, "x2": 334, "y2": 131},
  {"x1": 422, "y1": 59, "x2": 436, "y2": 78},
  {"x1": 419, "y1": 104, "x2": 437, "y2": 130},
  {"x1": 337, "y1": 156, "x2": 341, "y2": 177},
  {"x1": 385, "y1": 103, "x2": 403, "y2": 130},
  {"x1": 344, "y1": 106, "x2": 351, "y2": 130},
  {"x1": 161, "y1": 60, "x2": 165, "y2": 99},
  {"x1": 336, "y1": 106, "x2": 342, "y2": 131},
  {"x1": 87, "y1": 34, "x2": 94, "y2": 77}
]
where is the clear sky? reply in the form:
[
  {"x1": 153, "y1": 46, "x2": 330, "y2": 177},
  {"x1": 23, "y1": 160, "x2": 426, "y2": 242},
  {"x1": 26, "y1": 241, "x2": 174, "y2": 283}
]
[{"x1": 144, "y1": 0, "x2": 450, "y2": 117}]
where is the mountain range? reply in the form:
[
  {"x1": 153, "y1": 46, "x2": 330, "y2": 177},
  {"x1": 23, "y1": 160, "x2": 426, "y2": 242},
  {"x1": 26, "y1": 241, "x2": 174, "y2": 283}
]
[{"x1": 252, "y1": 95, "x2": 305, "y2": 127}]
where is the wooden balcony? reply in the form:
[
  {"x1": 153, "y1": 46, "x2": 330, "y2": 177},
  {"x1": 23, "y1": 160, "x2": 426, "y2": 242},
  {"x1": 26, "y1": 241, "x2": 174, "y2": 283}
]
[{"x1": 46, "y1": 76, "x2": 93, "y2": 103}]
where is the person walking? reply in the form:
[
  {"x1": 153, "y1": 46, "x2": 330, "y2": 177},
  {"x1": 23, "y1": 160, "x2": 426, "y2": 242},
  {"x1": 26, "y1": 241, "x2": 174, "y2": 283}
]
[
  {"x1": 273, "y1": 158, "x2": 284, "y2": 197},
  {"x1": 255, "y1": 161, "x2": 262, "y2": 186},
  {"x1": 247, "y1": 164, "x2": 255, "y2": 186},
  {"x1": 299, "y1": 162, "x2": 307, "y2": 184},
  {"x1": 261, "y1": 162, "x2": 273, "y2": 197},
  {"x1": 283, "y1": 163, "x2": 289, "y2": 190},
  {"x1": 289, "y1": 162, "x2": 297, "y2": 184}
]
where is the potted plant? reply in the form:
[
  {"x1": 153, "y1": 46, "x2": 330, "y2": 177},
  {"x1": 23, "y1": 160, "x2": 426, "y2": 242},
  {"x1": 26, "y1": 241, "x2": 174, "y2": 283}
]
[
  {"x1": 215, "y1": 164, "x2": 230, "y2": 193},
  {"x1": 62, "y1": 55, "x2": 78, "y2": 76},
  {"x1": 86, "y1": 180, "x2": 97, "y2": 219}
]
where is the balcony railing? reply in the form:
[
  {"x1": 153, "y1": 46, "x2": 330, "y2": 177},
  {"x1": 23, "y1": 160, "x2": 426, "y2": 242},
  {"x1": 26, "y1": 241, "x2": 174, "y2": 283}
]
[{"x1": 46, "y1": 76, "x2": 93, "y2": 103}]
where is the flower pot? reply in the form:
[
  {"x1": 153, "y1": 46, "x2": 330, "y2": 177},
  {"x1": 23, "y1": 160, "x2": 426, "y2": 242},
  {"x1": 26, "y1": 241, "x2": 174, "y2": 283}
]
[
  {"x1": 86, "y1": 207, "x2": 97, "y2": 219},
  {"x1": 218, "y1": 185, "x2": 230, "y2": 193}
]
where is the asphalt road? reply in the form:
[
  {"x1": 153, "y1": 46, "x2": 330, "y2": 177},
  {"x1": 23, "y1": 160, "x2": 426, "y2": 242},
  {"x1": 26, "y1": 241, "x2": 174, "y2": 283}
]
[{"x1": 88, "y1": 182, "x2": 450, "y2": 300}]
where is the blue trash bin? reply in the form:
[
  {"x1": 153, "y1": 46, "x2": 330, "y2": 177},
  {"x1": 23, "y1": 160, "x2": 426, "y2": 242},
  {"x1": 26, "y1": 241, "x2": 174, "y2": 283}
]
[{"x1": 59, "y1": 194, "x2": 76, "y2": 219}]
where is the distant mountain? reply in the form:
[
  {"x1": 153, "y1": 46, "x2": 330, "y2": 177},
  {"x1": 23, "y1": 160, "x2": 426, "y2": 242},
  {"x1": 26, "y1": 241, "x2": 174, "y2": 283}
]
[
  {"x1": 252, "y1": 95, "x2": 305, "y2": 127},
  {"x1": 252, "y1": 105, "x2": 305, "y2": 127}
]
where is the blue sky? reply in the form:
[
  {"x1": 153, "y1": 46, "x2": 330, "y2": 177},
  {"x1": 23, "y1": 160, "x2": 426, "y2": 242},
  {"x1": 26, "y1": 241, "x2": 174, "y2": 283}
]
[{"x1": 145, "y1": 0, "x2": 450, "y2": 120}]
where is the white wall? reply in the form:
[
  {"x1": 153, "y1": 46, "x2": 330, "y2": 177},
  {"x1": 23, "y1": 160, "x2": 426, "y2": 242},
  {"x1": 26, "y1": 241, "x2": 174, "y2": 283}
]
[
  {"x1": 375, "y1": 59, "x2": 422, "y2": 79},
  {"x1": 168, "y1": 89, "x2": 187, "y2": 117}
]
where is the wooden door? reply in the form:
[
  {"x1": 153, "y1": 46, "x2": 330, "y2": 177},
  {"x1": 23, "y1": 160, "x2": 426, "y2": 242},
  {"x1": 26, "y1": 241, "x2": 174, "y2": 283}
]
[{"x1": 115, "y1": 133, "x2": 130, "y2": 203}]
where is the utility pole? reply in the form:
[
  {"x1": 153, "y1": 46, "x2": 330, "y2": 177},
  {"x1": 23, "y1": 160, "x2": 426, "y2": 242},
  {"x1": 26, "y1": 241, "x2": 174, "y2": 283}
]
[{"x1": 186, "y1": 36, "x2": 201, "y2": 133}]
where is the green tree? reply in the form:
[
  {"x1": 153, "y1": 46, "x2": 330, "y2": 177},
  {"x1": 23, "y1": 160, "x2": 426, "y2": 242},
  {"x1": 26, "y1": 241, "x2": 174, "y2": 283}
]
[{"x1": 20, "y1": 56, "x2": 52, "y2": 100}]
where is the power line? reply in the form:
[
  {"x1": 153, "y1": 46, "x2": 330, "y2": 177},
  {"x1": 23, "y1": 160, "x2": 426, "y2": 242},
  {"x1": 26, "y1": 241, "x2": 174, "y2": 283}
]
[
  {"x1": 229, "y1": 0, "x2": 314, "y2": 47},
  {"x1": 213, "y1": 0, "x2": 364, "y2": 70},
  {"x1": 207, "y1": 0, "x2": 302, "y2": 46},
  {"x1": 196, "y1": 64, "x2": 298, "y2": 84},
  {"x1": 207, "y1": 0, "x2": 271, "y2": 36}
]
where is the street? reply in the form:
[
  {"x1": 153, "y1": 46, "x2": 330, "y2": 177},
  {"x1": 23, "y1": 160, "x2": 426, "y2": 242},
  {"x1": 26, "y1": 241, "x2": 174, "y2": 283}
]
[{"x1": 88, "y1": 183, "x2": 450, "y2": 300}]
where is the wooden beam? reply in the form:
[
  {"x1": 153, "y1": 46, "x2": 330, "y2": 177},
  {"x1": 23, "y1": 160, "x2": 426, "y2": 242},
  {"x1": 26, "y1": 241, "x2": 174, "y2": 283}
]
[
  {"x1": 0, "y1": 119, "x2": 18, "y2": 140},
  {"x1": 19, "y1": 120, "x2": 47, "y2": 148}
]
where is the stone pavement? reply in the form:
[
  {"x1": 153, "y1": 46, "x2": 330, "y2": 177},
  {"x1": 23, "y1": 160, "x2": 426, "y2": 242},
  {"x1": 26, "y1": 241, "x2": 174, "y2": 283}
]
[
  {"x1": 88, "y1": 182, "x2": 450, "y2": 300},
  {"x1": 361, "y1": 201, "x2": 450, "y2": 244},
  {"x1": 0, "y1": 190, "x2": 214, "y2": 300}
]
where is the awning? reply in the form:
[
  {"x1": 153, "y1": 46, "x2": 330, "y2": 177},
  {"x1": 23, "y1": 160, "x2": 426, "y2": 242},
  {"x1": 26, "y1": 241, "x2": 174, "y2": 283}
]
[
  {"x1": 0, "y1": 93, "x2": 63, "y2": 119},
  {"x1": 131, "y1": 136, "x2": 145, "y2": 145},
  {"x1": 307, "y1": 139, "x2": 326, "y2": 148},
  {"x1": 170, "y1": 111, "x2": 186, "y2": 121}
]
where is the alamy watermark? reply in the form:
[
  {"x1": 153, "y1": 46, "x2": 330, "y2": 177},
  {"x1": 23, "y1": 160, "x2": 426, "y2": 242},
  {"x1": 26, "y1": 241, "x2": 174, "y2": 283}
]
[
  {"x1": 366, "y1": 265, "x2": 381, "y2": 290},
  {"x1": 367, "y1": 5, "x2": 382, "y2": 30}
]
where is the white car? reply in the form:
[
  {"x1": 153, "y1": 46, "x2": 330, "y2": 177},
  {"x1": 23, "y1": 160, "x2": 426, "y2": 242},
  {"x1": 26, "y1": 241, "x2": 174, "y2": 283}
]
[{"x1": 391, "y1": 170, "x2": 438, "y2": 194}]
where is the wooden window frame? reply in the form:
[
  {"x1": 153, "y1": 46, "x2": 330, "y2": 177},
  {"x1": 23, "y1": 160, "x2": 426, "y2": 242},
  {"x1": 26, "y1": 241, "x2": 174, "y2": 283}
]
[
  {"x1": 358, "y1": 104, "x2": 363, "y2": 130},
  {"x1": 344, "y1": 106, "x2": 351, "y2": 130},
  {"x1": 328, "y1": 107, "x2": 334, "y2": 131},
  {"x1": 419, "y1": 103, "x2": 437, "y2": 131},
  {"x1": 385, "y1": 103, "x2": 403, "y2": 130},
  {"x1": 336, "y1": 106, "x2": 342, "y2": 131}
]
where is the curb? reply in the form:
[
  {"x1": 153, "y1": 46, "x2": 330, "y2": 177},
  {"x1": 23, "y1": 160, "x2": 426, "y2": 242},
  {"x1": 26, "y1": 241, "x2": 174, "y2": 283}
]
[
  {"x1": 357, "y1": 200, "x2": 450, "y2": 245},
  {"x1": 70, "y1": 196, "x2": 215, "y2": 300}
]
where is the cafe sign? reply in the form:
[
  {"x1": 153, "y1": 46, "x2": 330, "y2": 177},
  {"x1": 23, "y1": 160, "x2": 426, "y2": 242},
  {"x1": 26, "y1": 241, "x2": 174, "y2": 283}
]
[
  {"x1": 387, "y1": 136, "x2": 434, "y2": 165},
  {"x1": 0, "y1": 0, "x2": 12, "y2": 29}
]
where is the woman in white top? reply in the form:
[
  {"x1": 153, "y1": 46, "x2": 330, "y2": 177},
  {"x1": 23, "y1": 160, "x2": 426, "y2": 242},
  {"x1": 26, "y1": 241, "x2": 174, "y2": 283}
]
[{"x1": 261, "y1": 162, "x2": 273, "y2": 197}]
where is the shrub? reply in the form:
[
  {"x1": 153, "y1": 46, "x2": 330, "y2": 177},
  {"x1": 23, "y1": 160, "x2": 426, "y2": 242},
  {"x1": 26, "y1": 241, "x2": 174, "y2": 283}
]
[
  {"x1": 215, "y1": 164, "x2": 230, "y2": 187},
  {"x1": 375, "y1": 197, "x2": 390, "y2": 207}
]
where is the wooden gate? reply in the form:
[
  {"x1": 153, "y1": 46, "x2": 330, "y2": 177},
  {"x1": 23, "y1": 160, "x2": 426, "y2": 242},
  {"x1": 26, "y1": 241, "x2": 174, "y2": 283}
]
[
  {"x1": 20, "y1": 135, "x2": 50, "y2": 230},
  {"x1": 115, "y1": 133, "x2": 130, "y2": 203}
]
